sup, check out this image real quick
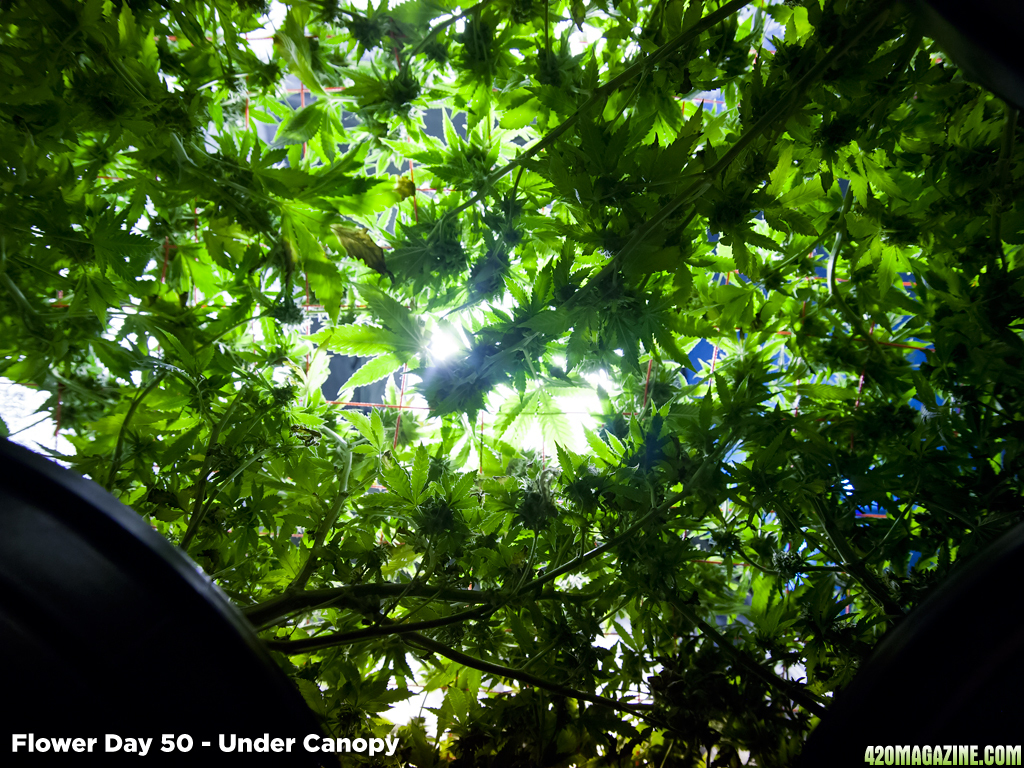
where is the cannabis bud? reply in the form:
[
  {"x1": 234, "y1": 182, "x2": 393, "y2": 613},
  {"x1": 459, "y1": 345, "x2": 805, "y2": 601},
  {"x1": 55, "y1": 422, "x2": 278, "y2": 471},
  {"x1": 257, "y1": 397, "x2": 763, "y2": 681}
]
[
  {"x1": 271, "y1": 295, "x2": 304, "y2": 326},
  {"x1": 772, "y1": 550, "x2": 802, "y2": 580}
]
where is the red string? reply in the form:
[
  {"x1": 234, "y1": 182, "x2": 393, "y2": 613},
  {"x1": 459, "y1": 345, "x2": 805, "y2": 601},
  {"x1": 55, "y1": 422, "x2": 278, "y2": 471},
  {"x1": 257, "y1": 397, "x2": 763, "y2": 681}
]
[
  {"x1": 393, "y1": 365, "x2": 409, "y2": 448},
  {"x1": 640, "y1": 358, "x2": 654, "y2": 410}
]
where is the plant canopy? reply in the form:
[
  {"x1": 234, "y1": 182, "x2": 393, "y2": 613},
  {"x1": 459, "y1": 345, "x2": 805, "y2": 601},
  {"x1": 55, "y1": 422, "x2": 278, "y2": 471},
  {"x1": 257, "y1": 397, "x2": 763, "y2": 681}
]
[{"x1": 2, "y1": 0, "x2": 1023, "y2": 764}]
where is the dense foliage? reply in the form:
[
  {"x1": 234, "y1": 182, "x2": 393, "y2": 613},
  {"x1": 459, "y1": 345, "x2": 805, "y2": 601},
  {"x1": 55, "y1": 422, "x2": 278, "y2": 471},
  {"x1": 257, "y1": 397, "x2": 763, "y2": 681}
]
[{"x1": 2, "y1": 0, "x2": 1023, "y2": 764}]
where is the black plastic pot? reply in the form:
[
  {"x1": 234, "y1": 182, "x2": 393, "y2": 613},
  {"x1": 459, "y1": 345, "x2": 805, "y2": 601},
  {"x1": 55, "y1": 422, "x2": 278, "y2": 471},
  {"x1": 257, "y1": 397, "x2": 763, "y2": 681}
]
[
  {"x1": 912, "y1": 0, "x2": 1024, "y2": 110},
  {"x1": 798, "y1": 522, "x2": 1024, "y2": 766},
  {"x1": 0, "y1": 438, "x2": 325, "y2": 764}
]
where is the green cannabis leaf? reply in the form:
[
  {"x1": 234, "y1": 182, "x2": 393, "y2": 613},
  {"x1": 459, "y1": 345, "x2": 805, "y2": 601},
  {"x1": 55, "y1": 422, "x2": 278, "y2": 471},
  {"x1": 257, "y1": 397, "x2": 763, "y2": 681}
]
[{"x1": 3, "y1": 0, "x2": 1024, "y2": 763}]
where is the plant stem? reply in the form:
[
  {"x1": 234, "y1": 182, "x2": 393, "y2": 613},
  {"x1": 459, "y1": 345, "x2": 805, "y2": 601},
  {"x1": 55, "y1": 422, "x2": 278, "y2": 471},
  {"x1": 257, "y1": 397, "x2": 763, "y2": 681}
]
[
  {"x1": 444, "y1": 0, "x2": 753, "y2": 220},
  {"x1": 265, "y1": 604, "x2": 492, "y2": 652},
  {"x1": 1, "y1": 272, "x2": 43, "y2": 332},
  {"x1": 668, "y1": 596, "x2": 827, "y2": 717},
  {"x1": 544, "y1": 0, "x2": 549, "y2": 51},
  {"x1": 105, "y1": 371, "x2": 167, "y2": 490},
  {"x1": 572, "y1": 3, "x2": 892, "y2": 306},
  {"x1": 242, "y1": 582, "x2": 600, "y2": 628},
  {"x1": 809, "y1": 498, "x2": 904, "y2": 618},
  {"x1": 197, "y1": 444, "x2": 281, "y2": 520},
  {"x1": 402, "y1": 631, "x2": 653, "y2": 719},
  {"x1": 181, "y1": 386, "x2": 248, "y2": 550},
  {"x1": 519, "y1": 635, "x2": 561, "y2": 672},
  {"x1": 991, "y1": 103, "x2": 1019, "y2": 252},
  {"x1": 825, "y1": 176, "x2": 856, "y2": 302},
  {"x1": 399, "y1": 0, "x2": 498, "y2": 76},
  {"x1": 288, "y1": 493, "x2": 348, "y2": 593},
  {"x1": 518, "y1": 438, "x2": 733, "y2": 597}
]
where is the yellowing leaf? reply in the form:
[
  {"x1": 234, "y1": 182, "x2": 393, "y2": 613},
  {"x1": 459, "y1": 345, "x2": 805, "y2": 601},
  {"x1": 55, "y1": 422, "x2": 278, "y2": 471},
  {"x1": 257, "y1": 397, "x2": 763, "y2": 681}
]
[
  {"x1": 331, "y1": 225, "x2": 394, "y2": 280},
  {"x1": 394, "y1": 176, "x2": 416, "y2": 200}
]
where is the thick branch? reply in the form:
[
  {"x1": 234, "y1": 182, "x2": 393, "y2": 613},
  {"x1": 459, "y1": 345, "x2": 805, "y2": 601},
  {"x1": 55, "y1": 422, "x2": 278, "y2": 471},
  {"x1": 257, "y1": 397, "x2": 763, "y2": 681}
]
[
  {"x1": 809, "y1": 498, "x2": 904, "y2": 619},
  {"x1": 264, "y1": 605, "x2": 492, "y2": 653},
  {"x1": 444, "y1": 0, "x2": 753, "y2": 220},
  {"x1": 241, "y1": 582, "x2": 601, "y2": 629},
  {"x1": 402, "y1": 631, "x2": 653, "y2": 720},
  {"x1": 669, "y1": 596, "x2": 828, "y2": 718},
  {"x1": 573, "y1": 4, "x2": 893, "y2": 304}
]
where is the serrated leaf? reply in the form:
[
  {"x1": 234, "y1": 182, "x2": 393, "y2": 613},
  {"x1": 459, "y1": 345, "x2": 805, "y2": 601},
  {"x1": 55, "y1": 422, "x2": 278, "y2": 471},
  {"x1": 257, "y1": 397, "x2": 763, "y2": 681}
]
[
  {"x1": 585, "y1": 427, "x2": 617, "y2": 465},
  {"x1": 794, "y1": 383, "x2": 857, "y2": 401},
  {"x1": 523, "y1": 309, "x2": 568, "y2": 336},
  {"x1": 341, "y1": 353, "x2": 404, "y2": 392},
  {"x1": 499, "y1": 102, "x2": 540, "y2": 129},
  {"x1": 495, "y1": 389, "x2": 537, "y2": 437},
  {"x1": 360, "y1": 286, "x2": 424, "y2": 353},
  {"x1": 554, "y1": 441, "x2": 584, "y2": 479},
  {"x1": 370, "y1": 408, "x2": 386, "y2": 451},
  {"x1": 274, "y1": 103, "x2": 323, "y2": 145},
  {"x1": 605, "y1": 430, "x2": 626, "y2": 457},
  {"x1": 295, "y1": 679, "x2": 328, "y2": 717},
  {"x1": 275, "y1": 13, "x2": 327, "y2": 98},
  {"x1": 381, "y1": 460, "x2": 414, "y2": 501},
  {"x1": 699, "y1": 388, "x2": 713, "y2": 431},
  {"x1": 778, "y1": 179, "x2": 823, "y2": 208},
  {"x1": 411, "y1": 445, "x2": 429, "y2": 500},
  {"x1": 118, "y1": 1, "x2": 138, "y2": 45},
  {"x1": 338, "y1": 409, "x2": 376, "y2": 443},
  {"x1": 449, "y1": 471, "x2": 477, "y2": 503},
  {"x1": 566, "y1": 328, "x2": 588, "y2": 371},
  {"x1": 310, "y1": 324, "x2": 403, "y2": 356}
]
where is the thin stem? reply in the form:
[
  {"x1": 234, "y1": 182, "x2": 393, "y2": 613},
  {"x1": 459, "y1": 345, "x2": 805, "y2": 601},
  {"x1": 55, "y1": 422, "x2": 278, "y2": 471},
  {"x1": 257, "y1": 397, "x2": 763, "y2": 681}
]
[
  {"x1": 544, "y1": 0, "x2": 549, "y2": 51},
  {"x1": 399, "y1": 0, "x2": 498, "y2": 76},
  {"x1": 105, "y1": 372, "x2": 168, "y2": 490},
  {"x1": 809, "y1": 497, "x2": 904, "y2": 618},
  {"x1": 991, "y1": 103, "x2": 1019, "y2": 254},
  {"x1": 287, "y1": 452, "x2": 352, "y2": 593},
  {"x1": 197, "y1": 444, "x2": 281, "y2": 519},
  {"x1": 201, "y1": 315, "x2": 260, "y2": 348},
  {"x1": 5, "y1": 414, "x2": 51, "y2": 438},
  {"x1": 826, "y1": 179, "x2": 856, "y2": 302},
  {"x1": 1, "y1": 272, "x2": 43, "y2": 330},
  {"x1": 518, "y1": 439, "x2": 733, "y2": 597},
  {"x1": 519, "y1": 635, "x2": 561, "y2": 672},
  {"x1": 732, "y1": 545, "x2": 774, "y2": 574},
  {"x1": 180, "y1": 386, "x2": 248, "y2": 550}
]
